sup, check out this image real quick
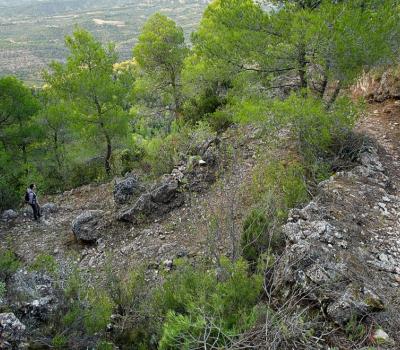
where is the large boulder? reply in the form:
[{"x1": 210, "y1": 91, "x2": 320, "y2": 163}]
[
  {"x1": 118, "y1": 178, "x2": 184, "y2": 224},
  {"x1": 113, "y1": 175, "x2": 145, "y2": 204},
  {"x1": 0, "y1": 313, "x2": 27, "y2": 349},
  {"x1": 151, "y1": 179, "x2": 180, "y2": 204},
  {"x1": 118, "y1": 193, "x2": 158, "y2": 223},
  {"x1": 72, "y1": 210, "x2": 104, "y2": 242},
  {"x1": 1, "y1": 210, "x2": 18, "y2": 222},
  {"x1": 41, "y1": 203, "x2": 58, "y2": 214}
]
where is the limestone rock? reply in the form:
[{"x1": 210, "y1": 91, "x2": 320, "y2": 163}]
[
  {"x1": 0, "y1": 313, "x2": 27, "y2": 349},
  {"x1": 326, "y1": 285, "x2": 384, "y2": 325},
  {"x1": 113, "y1": 175, "x2": 144, "y2": 204},
  {"x1": 41, "y1": 203, "x2": 58, "y2": 214},
  {"x1": 372, "y1": 329, "x2": 391, "y2": 344},
  {"x1": 1, "y1": 210, "x2": 18, "y2": 222},
  {"x1": 7, "y1": 270, "x2": 57, "y2": 322},
  {"x1": 118, "y1": 178, "x2": 184, "y2": 224},
  {"x1": 72, "y1": 210, "x2": 104, "y2": 242}
]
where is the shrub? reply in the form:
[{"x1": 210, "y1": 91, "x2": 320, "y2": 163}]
[
  {"x1": 96, "y1": 341, "x2": 115, "y2": 350},
  {"x1": 67, "y1": 157, "x2": 106, "y2": 188},
  {"x1": 52, "y1": 334, "x2": 68, "y2": 349},
  {"x1": 0, "y1": 281, "x2": 6, "y2": 299},
  {"x1": 84, "y1": 289, "x2": 114, "y2": 335},
  {"x1": 141, "y1": 135, "x2": 179, "y2": 177},
  {"x1": 0, "y1": 177, "x2": 20, "y2": 211},
  {"x1": 157, "y1": 258, "x2": 263, "y2": 349},
  {"x1": 111, "y1": 146, "x2": 144, "y2": 176},
  {"x1": 0, "y1": 249, "x2": 20, "y2": 280},
  {"x1": 30, "y1": 253, "x2": 59, "y2": 277},
  {"x1": 251, "y1": 160, "x2": 309, "y2": 217},
  {"x1": 268, "y1": 94, "x2": 359, "y2": 182},
  {"x1": 207, "y1": 109, "x2": 233, "y2": 133},
  {"x1": 241, "y1": 209, "x2": 284, "y2": 266}
]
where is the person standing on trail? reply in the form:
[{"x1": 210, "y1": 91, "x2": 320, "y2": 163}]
[{"x1": 26, "y1": 183, "x2": 41, "y2": 221}]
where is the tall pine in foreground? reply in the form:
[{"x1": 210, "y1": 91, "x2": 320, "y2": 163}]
[{"x1": 44, "y1": 28, "x2": 130, "y2": 175}]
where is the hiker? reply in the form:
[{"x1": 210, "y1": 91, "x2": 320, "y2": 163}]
[{"x1": 26, "y1": 183, "x2": 41, "y2": 221}]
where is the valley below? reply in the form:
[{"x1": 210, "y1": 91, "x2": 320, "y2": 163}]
[{"x1": 0, "y1": 0, "x2": 209, "y2": 84}]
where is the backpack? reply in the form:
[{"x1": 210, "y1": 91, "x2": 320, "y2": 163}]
[{"x1": 25, "y1": 191, "x2": 30, "y2": 203}]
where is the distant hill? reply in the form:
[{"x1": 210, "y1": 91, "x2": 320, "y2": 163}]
[{"x1": 0, "y1": 0, "x2": 209, "y2": 85}]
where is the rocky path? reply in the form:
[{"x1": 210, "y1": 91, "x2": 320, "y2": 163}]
[{"x1": 278, "y1": 99, "x2": 400, "y2": 348}]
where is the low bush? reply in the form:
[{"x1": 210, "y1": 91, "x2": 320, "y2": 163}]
[
  {"x1": 30, "y1": 253, "x2": 59, "y2": 277},
  {"x1": 268, "y1": 94, "x2": 359, "y2": 182},
  {"x1": 251, "y1": 159, "x2": 309, "y2": 218},
  {"x1": 0, "y1": 249, "x2": 20, "y2": 280},
  {"x1": 67, "y1": 157, "x2": 106, "y2": 188},
  {"x1": 157, "y1": 257, "x2": 263, "y2": 349},
  {"x1": 0, "y1": 281, "x2": 6, "y2": 299},
  {"x1": 241, "y1": 209, "x2": 284, "y2": 266},
  {"x1": 84, "y1": 289, "x2": 115, "y2": 335},
  {"x1": 208, "y1": 109, "x2": 233, "y2": 133},
  {"x1": 0, "y1": 177, "x2": 20, "y2": 211}
]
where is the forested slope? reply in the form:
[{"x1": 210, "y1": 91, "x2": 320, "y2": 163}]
[{"x1": 1, "y1": 0, "x2": 400, "y2": 349}]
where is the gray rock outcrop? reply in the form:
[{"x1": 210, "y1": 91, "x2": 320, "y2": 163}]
[
  {"x1": 41, "y1": 203, "x2": 58, "y2": 214},
  {"x1": 277, "y1": 147, "x2": 398, "y2": 327},
  {"x1": 72, "y1": 210, "x2": 104, "y2": 242},
  {"x1": 7, "y1": 269, "x2": 57, "y2": 322},
  {"x1": 117, "y1": 136, "x2": 220, "y2": 223},
  {"x1": 113, "y1": 175, "x2": 145, "y2": 204},
  {"x1": 118, "y1": 178, "x2": 184, "y2": 224},
  {"x1": 0, "y1": 313, "x2": 27, "y2": 349},
  {"x1": 1, "y1": 210, "x2": 18, "y2": 222}
]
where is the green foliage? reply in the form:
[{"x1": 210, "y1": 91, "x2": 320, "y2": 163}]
[
  {"x1": 0, "y1": 281, "x2": 6, "y2": 299},
  {"x1": 268, "y1": 94, "x2": 358, "y2": 181},
  {"x1": 345, "y1": 314, "x2": 367, "y2": 342},
  {"x1": 52, "y1": 334, "x2": 68, "y2": 349},
  {"x1": 241, "y1": 209, "x2": 284, "y2": 265},
  {"x1": 111, "y1": 147, "x2": 144, "y2": 176},
  {"x1": 44, "y1": 27, "x2": 131, "y2": 176},
  {"x1": 0, "y1": 249, "x2": 20, "y2": 280},
  {"x1": 141, "y1": 134, "x2": 181, "y2": 177},
  {"x1": 62, "y1": 303, "x2": 81, "y2": 327},
  {"x1": 64, "y1": 267, "x2": 83, "y2": 299},
  {"x1": 68, "y1": 157, "x2": 106, "y2": 189},
  {"x1": 84, "y1": 289, "x2": 114, "y2": 335},
  {"x1": 133, "y1": 13, "x2": 188, "y2": 115},
  {"x1": 157, "y1": 258, "x2": 263, "y2": 349},
  {"x1": 0, "y1": 76, "x2": 41, "y2": 209},
  {"x1": 30, "y1": 253, "x2": 59, "y2": 277},
  {"x1": 96, "y1": 341, "x2": 115, "y2": 350},
  {"x1": 208, "y1": 109, "x2": 233, "y2": 133},
  {"x1": 251, "y1": 159, "x2": 309, "y2": 213}
]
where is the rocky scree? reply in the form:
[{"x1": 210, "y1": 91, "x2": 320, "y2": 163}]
[
  {"x1": 277, "y1": 146, "x2": 400, "y2": 336},
  {"x1": 0, "y1": 312, "x2": 27, "y2": 350}
]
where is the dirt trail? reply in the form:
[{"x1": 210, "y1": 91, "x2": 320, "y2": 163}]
[{"x1": 357, "y1": 100, "x2": 400, "y2": 183}]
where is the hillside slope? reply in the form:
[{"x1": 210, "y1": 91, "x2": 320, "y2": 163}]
[
  {"x1": 1, "y1": 97, "x2": 399, "y2": 348},
  {"x1": 274, "y1": 99, "x2": 400, "y2": 348},
  {"x1": 0, "y1": 125, "x2": 265, "y2": 281}
]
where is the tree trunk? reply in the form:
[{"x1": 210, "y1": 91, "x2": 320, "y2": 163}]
[
  {"x1": 298, "y1": 44, "x2": 308, "y2": 89},
  {"x1": 94, "y1": 96, "x2": 112, "y2": 176},
  {"x1": 319, "y1": 73, "x2": 328, "y2": 99},
  {"x1": 54, "y1": 131, "x2": 62, "y2": 171},
  {"x1": 103, "y1": 129, "x2": 112, "y2": 176},
  {"x1": 326, "y1": 81, "x2": 342, "y2": 110},
  {"x1": 170, "y1": 71, "x2": 180, "y2": 116}
]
